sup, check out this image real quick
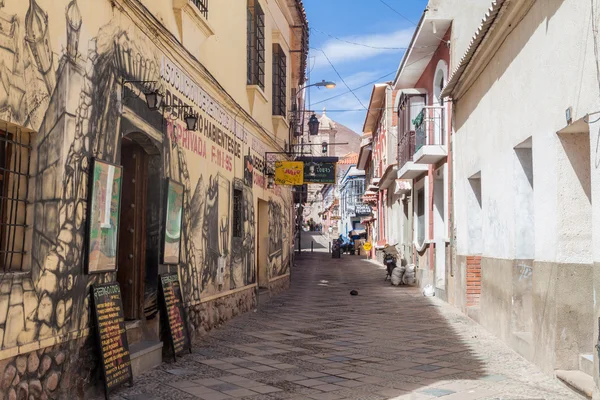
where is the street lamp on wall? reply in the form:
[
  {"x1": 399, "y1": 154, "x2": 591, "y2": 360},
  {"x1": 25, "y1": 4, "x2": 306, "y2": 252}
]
[
  {"x1": 267, "y1": 173, "x2": 275, "y2": 189},
  {"x1": 184, "y1": 112, "x2": 198, "y2": 131},
  {"x1": 144, "y1": 90, "x2": 164, "y2": 111},
  {"x1": 308, "y1": 114, "x2": 320, "y2": 136},
  {"x1": 121, "y1": 80, "x2": 199, "y2": 131}
]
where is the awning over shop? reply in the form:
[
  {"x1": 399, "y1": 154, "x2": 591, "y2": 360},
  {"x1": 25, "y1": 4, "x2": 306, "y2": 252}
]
[
  {"x1": 394, "y1": 179, "x2": 412, "y2": 194},
  {"x1": 361, "y1": 217, "x2": 376, "y2": 224}
]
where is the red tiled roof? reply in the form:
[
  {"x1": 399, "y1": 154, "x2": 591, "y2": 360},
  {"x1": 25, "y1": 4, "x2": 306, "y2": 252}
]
[{"x1": 338, "y1": 152, "x2": 359, "y2": 165}]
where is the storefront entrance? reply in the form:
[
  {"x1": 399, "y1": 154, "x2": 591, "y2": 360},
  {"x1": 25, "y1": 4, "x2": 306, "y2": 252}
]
[{"x1": 117, "y1": 137, "x2": 149, "y2": 320}]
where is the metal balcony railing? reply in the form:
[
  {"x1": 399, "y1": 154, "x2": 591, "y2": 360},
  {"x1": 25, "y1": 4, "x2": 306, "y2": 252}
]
[
  {"x1": 191, "y1": 0, "x2": 208, "y2": 18},
  {"x1": 397, "y1": 131, "x2": 416, "y2": 169},
  {"x1": 414, "y1": 106, "x2": 445, "y2": 152}
]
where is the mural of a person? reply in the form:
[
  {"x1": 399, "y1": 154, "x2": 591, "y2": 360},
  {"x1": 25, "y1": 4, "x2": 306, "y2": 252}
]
[{"x1": 202, "y1": 176, "x2": 220, "y2": 287}]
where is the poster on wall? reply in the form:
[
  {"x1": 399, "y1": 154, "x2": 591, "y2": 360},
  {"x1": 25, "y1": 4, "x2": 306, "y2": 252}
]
[
  {"x1": 244, "y1": 152, "x2": 254, "y2": 188},
  {"x1": 158, "y1": 273, "x2": 192, "y2": 361},
  {"x1": 275, "y1": 161, "x2": 304, "y2": 185},
  {"x1": 303, "y1": 162, "x2": 336, "y2": 184},
  {"x1": 86, "y1": 159, "x2": 123, "y2": 274},
  {"x1": 162, "y1": 179, "x2": 185, "y2": 265},
  {"x1": 91, "y1": 283, "x2": 133, "y2": 398}
]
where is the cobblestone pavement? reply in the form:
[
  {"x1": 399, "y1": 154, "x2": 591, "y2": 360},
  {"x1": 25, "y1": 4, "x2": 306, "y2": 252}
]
[{"x1": 105, "y1": 248, "x2": 582, "y2": 400}]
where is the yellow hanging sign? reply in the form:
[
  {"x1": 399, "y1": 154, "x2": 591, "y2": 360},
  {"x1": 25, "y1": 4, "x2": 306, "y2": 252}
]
[
  {"x1": 363, "y1": 242, "x2": 372, "y2": 252},
  {"x1": 274, "y1": 161, "x2": 305, "y2": 186}
]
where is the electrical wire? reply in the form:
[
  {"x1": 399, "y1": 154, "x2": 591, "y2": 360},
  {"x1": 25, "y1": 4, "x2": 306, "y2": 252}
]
[
  {"x1": 378, "y1": 0, "x2": 449, "y2": 43},
  {"x1": 312, "y1": 48, "x2": 369, "y2": 110},
  {"x1": 378, "y1": 0, "x2": 419, "y2": 26},
  {"x1": 310, "y1": 27, "x2": 437, "y2": 51},
  {"x1": 311, "y1": 71, "x2": 398, "y2": 106},
  {"x1": 310, "y1": 50, "x2": 437, "y2": 113}
]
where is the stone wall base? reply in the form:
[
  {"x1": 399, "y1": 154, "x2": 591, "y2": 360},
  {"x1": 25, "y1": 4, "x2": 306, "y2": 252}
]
[
  {"x1": 0, "y1": 335, "x2": 99, "y2": 400},
  {"x1": 462, "y1": 256, "x2": 593, "y2": 376},
  {"x1": 269, "y1": 275, "x2": 290, "y2": 297},
  {"x1": 186, "y1": 287, "x2": 257, "y2": 339}
]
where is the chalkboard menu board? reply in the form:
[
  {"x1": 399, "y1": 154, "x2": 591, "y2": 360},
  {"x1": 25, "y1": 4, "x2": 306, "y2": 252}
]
[
  {"x1": 159, "y1": 273, "x2": 192, "y2": 361},
  {"x1": 91, "y1": 283, "x2": 133, "y2": 399},
  {"x1": 332, "y1": 240, "x2": 341, "y2": 258}
]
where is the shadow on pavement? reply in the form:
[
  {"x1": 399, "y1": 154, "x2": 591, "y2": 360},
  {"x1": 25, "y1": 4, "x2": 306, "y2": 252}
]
[{"x1": 105, "y1": 247, "x2": 579, "y2": 400}]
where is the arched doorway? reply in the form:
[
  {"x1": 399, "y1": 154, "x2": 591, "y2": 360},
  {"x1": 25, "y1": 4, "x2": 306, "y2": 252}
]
[{"x1": 117, "y1": 132, "x2": 162, "y2": 321}]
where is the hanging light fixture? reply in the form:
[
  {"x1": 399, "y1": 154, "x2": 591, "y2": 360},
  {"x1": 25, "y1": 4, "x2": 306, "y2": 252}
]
[
  {"x1": 267, "y1": 173, "x2": 275, "y2": 189},
  {"x1": 184, "y1": 111, "x2": 198, "y2": 131},
  {"x1": 144, "y1": 90, "x2": 164, "y2": 111},
  {"x1": 308, "y1": 114, "x2": 320, "y2": 136}
]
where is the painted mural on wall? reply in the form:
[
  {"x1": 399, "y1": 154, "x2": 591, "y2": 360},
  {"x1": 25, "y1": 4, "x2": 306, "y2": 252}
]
[
  {"x1": 268, "y1": 199, "x2": 291, "y2": 278},
  {"x1": 0, "y1": 1, "x2": 293, "y2": 382}
]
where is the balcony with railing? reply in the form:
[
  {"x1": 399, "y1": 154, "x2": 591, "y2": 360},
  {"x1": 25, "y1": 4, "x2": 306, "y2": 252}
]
[
  {"x1": 413, "y1": 106, "x2": 447, "y2": 164},
  {"x1": 397, "y1": 130, "x2": 428, "y2": 179}
]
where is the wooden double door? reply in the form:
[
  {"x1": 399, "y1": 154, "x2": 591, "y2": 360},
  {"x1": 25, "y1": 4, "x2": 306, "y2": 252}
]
[{"x1": 117, "y1": 138, "x2": 149, "y2": 321}]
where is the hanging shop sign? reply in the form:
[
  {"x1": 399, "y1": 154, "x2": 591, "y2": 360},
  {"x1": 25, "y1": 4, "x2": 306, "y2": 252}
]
[
  {"x1": 363, "y1": 242, "x2": 373, "y2": 252},
  {"x1": 355, "y1": 204, "x2": 372, "y2": 216},
  {"x1": 91, "y1": 283, "x2": 133, "y2": 398},
  {"x1": 304, "y1": 162, "x2": 336, "y2": 184},
  {"x1": 275, "y1": 161, "x2": 305, "y2": 186},
  {"x1": 86, "y1": 159, "x2": 123, "y2": 274},
  {"x1": 159, "y1": 273, "x2": 192, "y2": 361}
]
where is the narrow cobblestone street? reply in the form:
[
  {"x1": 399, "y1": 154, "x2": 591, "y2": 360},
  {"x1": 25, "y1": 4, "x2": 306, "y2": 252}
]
[{"x1": 107, "y1": 233, "x2": 581, "y2": 400}]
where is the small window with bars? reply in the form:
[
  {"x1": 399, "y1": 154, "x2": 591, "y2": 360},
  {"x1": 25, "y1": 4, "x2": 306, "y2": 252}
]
[
  {"x1": 233, "y1": 189, "x2": 243, "y2": 238},
  {"x1": 191, "y1": 0, "x2": 208, "y2": 19},
  {"x1": 247, "y1": 0, "x2": 265, "y2": 89},
  {"x1": 0, "y1": 129, "x2": 31, "y2": 272},
  {"x1": 272, "y1": 44, "x2": 287, "y2": 117}
]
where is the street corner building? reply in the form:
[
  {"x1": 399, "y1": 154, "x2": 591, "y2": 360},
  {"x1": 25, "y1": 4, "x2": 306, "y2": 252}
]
[{"x1": 0, "y1": 0, "x2": 307, "y2": 397}]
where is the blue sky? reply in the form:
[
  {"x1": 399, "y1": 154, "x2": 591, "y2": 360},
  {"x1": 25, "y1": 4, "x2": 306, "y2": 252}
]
[{"x1": 303, "y1": 0, "x2": 429, "y2": 134}]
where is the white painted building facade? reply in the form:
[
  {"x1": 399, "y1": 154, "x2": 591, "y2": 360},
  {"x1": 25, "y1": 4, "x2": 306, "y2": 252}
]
[{"x1": 443, "y1": 0, "x2": 600, "y2": 393}]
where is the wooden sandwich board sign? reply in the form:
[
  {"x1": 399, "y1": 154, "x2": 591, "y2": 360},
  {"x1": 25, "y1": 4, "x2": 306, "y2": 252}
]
[
  {"x1": 91, "y1": 283, "x2": 133, "y2": 399},
  {"x1": 158, "y1": 273, "x2": 192, "y2": 361}
]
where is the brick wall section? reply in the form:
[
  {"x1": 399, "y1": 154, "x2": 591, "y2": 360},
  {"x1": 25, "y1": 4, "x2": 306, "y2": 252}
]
[{"x1": 466, "y1": 256, "x2": 482, "y2": 307}]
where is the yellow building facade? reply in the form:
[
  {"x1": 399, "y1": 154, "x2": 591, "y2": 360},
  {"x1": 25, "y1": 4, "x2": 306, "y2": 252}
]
[{"x1": 0, "y1": 0, "x2": 307, "y2": 397}]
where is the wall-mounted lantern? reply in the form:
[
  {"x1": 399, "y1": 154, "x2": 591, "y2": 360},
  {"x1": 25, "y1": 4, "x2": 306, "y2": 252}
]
[
  {"x1": 308, "y1": 114, "x2": 320, "y2": 136},
  {"x1": 184, "y1": 112, "x2": 198, "y2": 131},
  {"x1": 144, "y1": 89, "x2": 164, "y2": 111},
  {"x1": 267, "y1": 173, "x2": 275, "y2": 189}
]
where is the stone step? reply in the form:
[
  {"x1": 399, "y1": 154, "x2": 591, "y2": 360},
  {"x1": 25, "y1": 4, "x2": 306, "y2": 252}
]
[
  {"x1": 125, "y1": 320, "x2": 143, "y2": 346},
  {"x1": 555, "y1": 370, "x2": 593, "y2": 399},
  {"x1": 130, "y1": 340, "x2": 163, "y2": 378},
  {"x1": 580, "y1": 354, "x2": 594, "y2": 377}
]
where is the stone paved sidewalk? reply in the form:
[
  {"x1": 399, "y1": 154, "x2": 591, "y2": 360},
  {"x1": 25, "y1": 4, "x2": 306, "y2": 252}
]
[{"x1": 102, "y1": 250, "x2": 582, "y2": 400}]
